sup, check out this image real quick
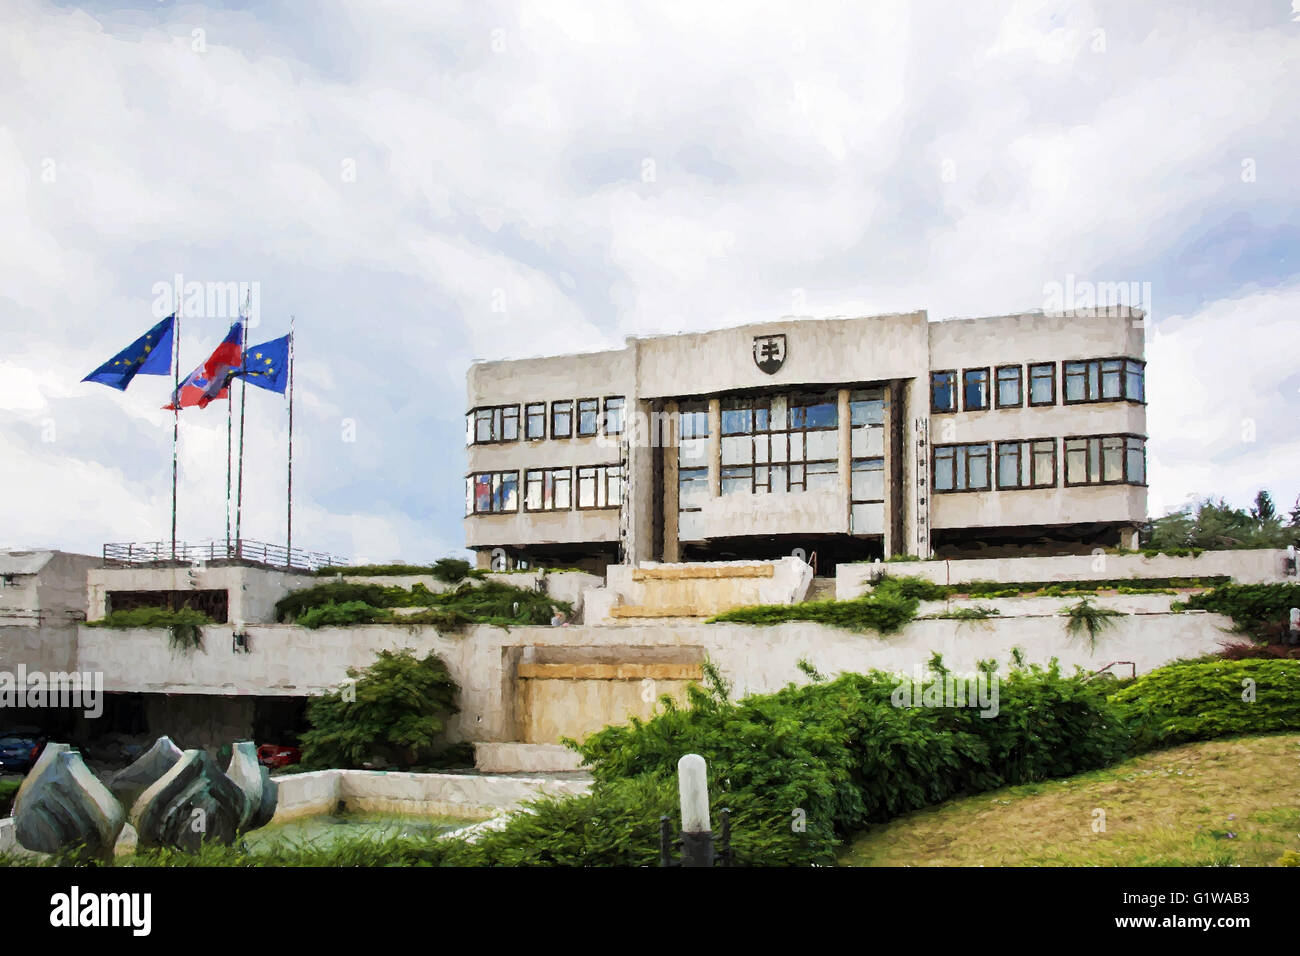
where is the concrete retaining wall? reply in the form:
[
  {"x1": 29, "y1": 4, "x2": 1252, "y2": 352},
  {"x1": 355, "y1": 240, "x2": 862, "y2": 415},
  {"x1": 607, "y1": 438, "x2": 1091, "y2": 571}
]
[
  {"x1": 269, "y1": 769, "x2": 590, "y2": 823},
  {"x1": 836, "y1": 549, "x2": 1292, "y2": 600},
  {"x1": 78, "y1": 610, "x2": 1236, "y2": 746}
]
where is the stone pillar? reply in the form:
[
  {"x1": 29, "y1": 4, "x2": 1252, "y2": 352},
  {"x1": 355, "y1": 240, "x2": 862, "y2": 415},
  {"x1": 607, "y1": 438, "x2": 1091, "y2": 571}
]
[
  {"x1": 882, "y1": 381, "x2": 895, "y2": 557},
  {"x1": 837, "y1": 388, "x2": 851, "y2": 533},
  {"x1": 663, "y1": 401, "x2": 680, "y2": 563},
  {"x1": 707, "y1": 398, "x2": 722, "y2": 498}
]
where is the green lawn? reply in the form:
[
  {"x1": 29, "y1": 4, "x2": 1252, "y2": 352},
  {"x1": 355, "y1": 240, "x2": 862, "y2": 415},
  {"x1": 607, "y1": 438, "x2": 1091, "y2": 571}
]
[{"x1": 840, "y1": 733, "x2": 1300, "y2": 867}]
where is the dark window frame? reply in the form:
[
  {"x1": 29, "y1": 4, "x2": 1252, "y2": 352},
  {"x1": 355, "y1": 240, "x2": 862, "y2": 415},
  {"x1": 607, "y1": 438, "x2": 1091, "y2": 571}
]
[
  {"x1": 1062, "y1": 356, "x2": 1146, "y2": 406},
  {"x1": 550, "y1": 399, "x2": 573, "y2": 439},
  {"x1": 576, "y1": 397, "x2": 600, "y2": 437},
  {"x1": 932, "y1": 442, "x2": 992, "y2": 494},
  {"x1": 720, "y1": 392, "x2": 838, "y2": 496},
  {"x1": 931, "y1": 369, "x2": 958, "y2": 414},
  {"x1": 995, "y1": 438, "x2": 1057, "y2": 490},
  {"x1": 602, "y1": 396, "x2": 626, "y2": 437},
  {"x1": 961, "y1": 367, "x2": 991, "y2": 412},
  {"x1": 524, "y1": 402, "x2": 546, "y2": 441},
  {"x1": 467, "y1": 404, "x2": 520, "y2": 445},
  {"x1": 467, "y1": 470, "x2": 521, "y2": 514},
  {"x1": 523, "y1": 466, "x2": 573, "y2": 512},
  {"x1": 1028, "y1": 362, "x2": 1057, "y2": 407},
  {"x1": 994, "y1": 365, "x2": 1023, "y2": 409},
  {"x1": 1062, "y1": 433, "x2": 1147, "y2": 487},
  {"x1": 575, "y1": 463, "x2": 622, "y2": 510}
]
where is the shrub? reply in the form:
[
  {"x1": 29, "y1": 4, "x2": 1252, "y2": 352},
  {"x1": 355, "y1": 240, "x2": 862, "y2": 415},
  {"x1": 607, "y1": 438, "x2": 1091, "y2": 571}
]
[
  {"x1": 295, "y1": 601, "x2": 395, "y2": 629},
  {"x1": 566, "y1": 657, "x2": 1129, "y2": 865},
  {"x1": 299, "y1": 649, "x2": 461, "y2": 769},
  {"x1": 1110, "y1": 658, "x2": 1300, "y2": 749},
  {"x1": 1183, "y1": 583, "x2": 1300, "y2": 635},
  {"x1": 1062, "y1": 598, "x2": 1125, "y2": 650},
  {"x1": 88, "y1": 606, "x2": 212, "y2": 651},
  {"x1": 430, "y1": 558, "x2": 473, "y2": 583},
  {"x1": 276, "y1": 582, "x2": 389, "y2": 622}
]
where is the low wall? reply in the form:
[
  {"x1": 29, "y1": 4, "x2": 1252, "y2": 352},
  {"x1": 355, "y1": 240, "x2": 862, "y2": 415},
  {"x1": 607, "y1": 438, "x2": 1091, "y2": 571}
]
[
  {"x1": 836, "y1": 549, "x2": 1292, "y2": 600},
  {"x1": 76, "y1": 608, "x2": 1235, "y2": 747},
  {"x1": 269, "y1": 769, "x2": 590, "y2": 823}
]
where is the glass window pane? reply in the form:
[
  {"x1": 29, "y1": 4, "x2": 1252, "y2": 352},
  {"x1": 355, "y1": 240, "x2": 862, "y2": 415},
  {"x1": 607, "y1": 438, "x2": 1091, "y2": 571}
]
[
  {"x1": 963, "y1": 370, "x2": 989, "y2": 410},
  {"x1": 806, "y1": 430, "x2": 837, "y2": 460},
  {"x1": 578, "y1": 399, "x2": 598, "y2": 436},
  {"x1": 554, "y1": 472, "x2": 571, "y2": 509},
  {"x1": 1126, "y1": 438, "x2": 1146, "y2": 484},
  {"x1": 721, "y1": 435, "x2": 751, "y2": 466},
  {"x1": 552, "y1": 401, "x2": 572, "y2": 437},
  {"x1": 998, "y1": 445, "x2": 1020, "y2": 488},
  {"x1": 850, "y1": 393, "x2": 884, "y2": 426},
  {"x1": 1064, "y1": 440, "x2": 1087, "y2": 484},
  {"x1": 604, "y1": 397, "x2": 625, "y2": 435},
  {"x1": 475, "y1": 475, "x2": 491, "y2": 512},
  {"x1": 1102, "y1": 438, "x2": 1123, "y2": 482},
  {"x1": 1126, "y1": 361, "x2": 1144, "y2": 402},
  {"x1": 1030, "y1": 365, "x2": 1054, "y2": 404},
  {"x1": 1032, "y1": 440, "x2": 1055, "y2": 487},
  {"x1": 678, "y1": 468, "x2": 708, "y2": 510},
  {"x1": 1101, "y1": 360, "x2": 1123, "y2": 399},
  {"x1": 501, "y1": 473, "x2": 518, "y2": 511},
  {"x1": 934, "y1": 448, "x2": 955, "y2": 491},
  {"x1": 721, "y1": 466, "x2": 752, "y2": 495},
  {"x1": 851, "y1": 458, "x2": 883, "y2": 501},
  {"x1": 525, "y1": 473, "x2": 542, "y2": 510},
  {"x1": 502, "y1": 407, "x2": 519, "y2": 441},
  {"x1": 932, "y1": 371, "x2": 955, "y2": 412},
  {"x1": 1064, "y1": 363, "x2": 1086, "y2": 402},
  {"x1": 968, "y1": 446, "x2": 989, "y2": 489},
  {"x1": 997, "y1": 367, "x2": 1021, "y2": 406}
]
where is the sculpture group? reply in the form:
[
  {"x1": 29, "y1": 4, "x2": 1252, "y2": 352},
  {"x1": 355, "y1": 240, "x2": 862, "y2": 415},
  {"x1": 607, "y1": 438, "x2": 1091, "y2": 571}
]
[{"x1": 11, "y1": 737, "x2": 278, "y2": 858}]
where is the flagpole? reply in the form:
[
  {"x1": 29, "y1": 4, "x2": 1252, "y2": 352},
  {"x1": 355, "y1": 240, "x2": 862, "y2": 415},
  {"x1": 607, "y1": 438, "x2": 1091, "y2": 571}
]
[
  {"x1": 234, "y1": 304, "x2": 249, "y2": 560},
  {"x1": 286, "y1": 314, "x2": 295, "y2": 566},
  {"x1": 171, "y1": 295, "x2": 181, "y2": 561},
  {"x1": 226, "y1": 385, "x2": 233, "y2": 554}
]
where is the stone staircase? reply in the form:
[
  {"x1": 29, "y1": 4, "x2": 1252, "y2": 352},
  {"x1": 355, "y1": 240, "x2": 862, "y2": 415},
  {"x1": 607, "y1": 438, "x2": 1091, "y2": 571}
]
[{"x1": 804, "y1": 576, "x2": 837, "y2": 603}]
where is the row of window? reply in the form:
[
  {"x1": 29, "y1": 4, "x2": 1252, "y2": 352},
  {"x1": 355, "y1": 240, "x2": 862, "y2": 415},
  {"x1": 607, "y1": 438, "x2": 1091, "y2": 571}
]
[
  {"x1": 466, "y1": 464, "x2": 624, "y2": 514},
  {"x1": 931, "y1": 358, "x2": 1145, "y2": 413},
  {"x1": 467, "y1": 397, "x2": 626, "y2": 444},
  {"x1": 933, "y1": 434, "x2": 1147, "y2": 493}
]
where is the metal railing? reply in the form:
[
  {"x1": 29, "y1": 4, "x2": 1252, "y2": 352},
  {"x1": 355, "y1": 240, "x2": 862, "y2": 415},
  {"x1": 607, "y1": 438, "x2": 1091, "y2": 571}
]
[{"x1": 102, "y1": 539, "x2": 348, "y2": 572}]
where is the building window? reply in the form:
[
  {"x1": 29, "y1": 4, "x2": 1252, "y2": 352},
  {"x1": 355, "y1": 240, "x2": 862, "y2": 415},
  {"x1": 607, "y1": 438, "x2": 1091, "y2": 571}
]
[
  {"x1": 1028, "y1": 363, "x2": 1056, "y2": 406},
  {"x1": 525, "y1": 403, "x2": 546, "y2": 440},
  {"x1": 1125, "y1": 360, "x2": 1145, "y2": 403},
  {"x1": 962, "y1": 368, "x2": 990, "y2": 411},
  {"x1": 678, "y1": 466, "x2": 708, "y2": 511},
  {"x1": 468, "y1": 405, "x2": 519, "y2": 444},
  {"x1": 995, "y1": 365, "x2": 1023, "y2": 408},
  {"x1": 933, "y1": 443, "x2": 991, "y2": 492},
  {"x1": 576, "y1": 464, "x2": 622, "y2": 509},
  {"x1": 467, "y1": 471, "x2": 519, "y2": 514},
  {"x1": 1063, "y1": 435, "x2": 1146, "y2": 486},
  {"x1": 996, "y1": 439, "x2": 1057, "y2": 489},
  {"x1": 1063, "y1": 358, "x2": 1145, "y2": 404},
  {"x1": 524, "y1": 467, "x2": 572, "y2": 511},
  {"x1": 577, "y1": 398, "x2": 599, "y2": 437},
  {"x1": 603, "y1": 396, "x2": 625, "y2": 436},
  {"x1": 931, "y1": 370, "x2": 957, "y2": 413},
  {"x1": 721, "y1": 392, "x2": 837, "y2": 495},
  {"x1": 551, "y1": 400, "x2": 573, "y2": 438}
]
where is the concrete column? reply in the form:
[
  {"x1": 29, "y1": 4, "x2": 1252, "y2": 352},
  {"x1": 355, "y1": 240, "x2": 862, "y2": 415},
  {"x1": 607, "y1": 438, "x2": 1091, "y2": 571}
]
[
  {"x1": 663, "y1": 401, "x2": 680, "y2": 563},
  {"x1": 837, "y1": 388, "x2": 851, "y2": 533},
  {"x1": 707, "y1": 398, "x2": 721, "y2": 498},
  {"x1": 882, "y1": 383, "x2": 894, "y2": 557}
]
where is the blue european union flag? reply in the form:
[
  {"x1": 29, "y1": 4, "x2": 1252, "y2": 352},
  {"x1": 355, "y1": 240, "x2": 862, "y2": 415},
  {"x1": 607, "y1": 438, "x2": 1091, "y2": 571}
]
[
  {"x1": 82, "y1": 315, "x2": 175, "y2": 390},
  {"x1": 236, "y1": 334, "x2": 290, "y2": 394}
]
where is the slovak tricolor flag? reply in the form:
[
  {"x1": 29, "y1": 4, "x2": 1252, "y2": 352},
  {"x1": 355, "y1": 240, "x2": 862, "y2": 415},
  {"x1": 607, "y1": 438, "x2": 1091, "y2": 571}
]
[{"x1": 163, "y1": 321, "x2": 244, "y2": 410}]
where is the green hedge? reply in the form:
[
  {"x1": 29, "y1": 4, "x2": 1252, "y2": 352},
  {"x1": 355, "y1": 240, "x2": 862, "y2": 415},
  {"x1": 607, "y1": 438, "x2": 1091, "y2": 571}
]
[
  {"x1": 1110, "y1": 658, "x2": 1300, "y2": 749},
  {"x1": 1182, "y1": 583, "x2": 1300, "y2": 633},
  {"x1": 276, "y1": 579, "x2": 569, "y2": 629}
]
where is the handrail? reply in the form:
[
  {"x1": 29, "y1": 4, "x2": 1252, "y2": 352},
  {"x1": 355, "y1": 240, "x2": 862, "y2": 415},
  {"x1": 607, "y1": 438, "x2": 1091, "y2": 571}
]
[{"x1": 102, "y1": 539, "x2": 347, "y2": 572}]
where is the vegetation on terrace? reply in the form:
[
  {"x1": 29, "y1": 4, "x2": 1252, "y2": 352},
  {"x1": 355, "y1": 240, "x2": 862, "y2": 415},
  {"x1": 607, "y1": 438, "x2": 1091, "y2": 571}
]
[
  {"x1": 87, "y1": 606, "x2": 212, "y2": 650},
  {"x1": 274, "y1": 579, "x2": 571, "y2": 630}
]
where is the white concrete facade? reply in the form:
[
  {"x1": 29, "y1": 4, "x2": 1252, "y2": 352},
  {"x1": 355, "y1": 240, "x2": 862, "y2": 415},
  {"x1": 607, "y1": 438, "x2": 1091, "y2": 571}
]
[{"x1": 465, "y1": 308, "x2": 1148, "y2": 569}]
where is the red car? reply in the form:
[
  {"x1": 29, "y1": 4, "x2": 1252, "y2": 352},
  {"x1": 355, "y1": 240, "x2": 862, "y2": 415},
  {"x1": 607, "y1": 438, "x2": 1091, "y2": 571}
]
[{"x1": 257, "y1": 744, "x2": 301, "y2": 769}]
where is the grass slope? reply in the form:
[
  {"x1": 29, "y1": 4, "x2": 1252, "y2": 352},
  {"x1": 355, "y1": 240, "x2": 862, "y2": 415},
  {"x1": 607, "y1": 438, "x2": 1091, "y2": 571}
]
[{"x1": 839, "y1": 733, "x2": 1300, "y2": 867}]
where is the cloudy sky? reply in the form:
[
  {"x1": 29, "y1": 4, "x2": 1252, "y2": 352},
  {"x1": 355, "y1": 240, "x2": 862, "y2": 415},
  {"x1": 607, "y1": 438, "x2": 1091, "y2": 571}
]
[{"x1": 1, "y1": 0, "x2": 1298, "y2": 562}]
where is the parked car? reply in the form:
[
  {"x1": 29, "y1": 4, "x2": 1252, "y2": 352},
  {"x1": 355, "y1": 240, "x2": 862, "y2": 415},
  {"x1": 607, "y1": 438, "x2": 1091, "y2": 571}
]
[
  {"x1": 0, "y1": 729, "x2": 47, "y2": 773},
  {"x1": 257, "y1": 743, "x2": 301, "y2": 770}
]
